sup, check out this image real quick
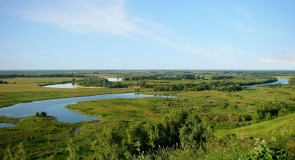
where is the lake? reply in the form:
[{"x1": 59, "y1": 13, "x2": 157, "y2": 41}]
[
  {"x1": 107, "y1": 78, "x2": 122, "y2": 82},
  {"x1": 246, "y1": 78, "x2": 289, "y2": 87},
  {"x1": 42, "y1": 77, "x2": 122, "y2": 89},
  {"x1": 43, "y1": 83, "x2": 76, "y2": 88},
  {"x1": 0, "y1": 123, "x2": 14, "y2": 128},
  {"x1": 0, "y1": 93, "x2": 170, "y2": 123}
]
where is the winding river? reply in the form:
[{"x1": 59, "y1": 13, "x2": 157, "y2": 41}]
[
  {"x1": 246, "y1": 78, "x2": 289, "y2": 87},
  {"x1": 0, "y1": 78, "x2": 288, "y2": 126},
  {"x1": 0, "y1": 93, "x2": 169, "y2": 123}
]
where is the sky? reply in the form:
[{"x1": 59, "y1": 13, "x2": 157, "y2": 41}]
[{"x1": 0, "y1": 0, "x2": 295, "y2": 70}]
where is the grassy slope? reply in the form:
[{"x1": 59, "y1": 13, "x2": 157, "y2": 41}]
[{"x1": 216, "y1": 113, "x2": 295, "y2": 138}]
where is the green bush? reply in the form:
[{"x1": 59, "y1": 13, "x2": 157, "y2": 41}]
[
  {"x1": 240, "y1": 138, "x2": 288, "y2": 160},
  {"x1": 91, "y1": 122, "x2": 126, "y2": 159},
  {"x1": 179, "y1": 113, "x2": 214, "y2": 150}
]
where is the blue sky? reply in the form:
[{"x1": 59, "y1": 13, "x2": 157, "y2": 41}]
[{"x1": 0, "y1": 0, "x2": 294, "y2": 70}]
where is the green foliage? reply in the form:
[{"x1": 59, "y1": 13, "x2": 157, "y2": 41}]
[
  {"x1": 212, "y1": 75, "x2": 234, "y2": 80},
  {"x1": 3, "y1": 144, "x2": 14, "y2": 160},
  {"x1": 77, "y1": 77, "x2": 128, "y2": 88},
  {"x1": 91, "y1": 122, "x2": 126, "y2": 159},
  {"x1": 264, "y1": 112, "x2": 272, "y2": 120},
  {"x1": 240, "y1": 138, "x2": 288, "y2": 160},
  {"x1": 67, "y1": 139, "x2": 78, "y2": 160},
  {"x1": 35, "y1": 112, "x2": 47, "y2": 117},
  {"x1": 251, "y1": 111, "x2": 262, "y2": 124},
  {"x1": 289, "y1": 77, "x2": 295, "y2": 85},
  {"x1": 153, "y1": 81, "x2": 245, "y2": 92},
  {"x1": 14, "y1": 142, "x2": 29, "y2": 160},
  {"x1": 40, "y1": 112, "x2": 47, "y2": 117},
  {"x1": 0, "y1": 80, "x2": 8, "y2": 84},
  {"x1": 127, "y1": 122, "x2": 149, "y2": 155},
  {"x1": 0, "y1": 72, "x2": 84, "y2": 78},
  {"x1": 4, "y1": 143, "x2": 29, "y2": 160},
  {"x1": 179, "y1": 113, "x2": 214, "y2": 150}
]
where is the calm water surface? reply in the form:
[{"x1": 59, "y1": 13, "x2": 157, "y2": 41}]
[
  {"x1": 43, "y1": 83, "x2": 76, "y2": 88},
  {"x1": 42, "y1": 78, "x2": 122, "y2": 88},
  {"x1": 0, "y1": 123, "x2": 14, "y2": 128},
  {"x1": 246, "y1": 79, "x2": 289, "y2": 87},
  {"x1": 107, "y1": 78, "x2": 122, "y2": 82},
  {"x1": 0, "y1": 93, "x2": 169, "y2": 123}
]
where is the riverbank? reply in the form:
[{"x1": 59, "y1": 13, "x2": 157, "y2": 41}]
[
  {"x1": 0, "y1": 77, "x2": 134, "y2": 108},
  {"x1": 0, "y1": 93, "x2": 168, "y2": 123},
  {"x1": 245, "y1": 78, "x2": 289, "y2": 87},
  {"x1": 74, "y1": 85, "x2": 106, "y2": 89}
]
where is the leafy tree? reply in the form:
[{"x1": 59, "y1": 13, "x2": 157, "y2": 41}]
[
  {"x1": 127, "y1": 122, "x2": 149, "y2": 155},
  {"x1": 40, "y1": 112, "x2": 47, "y2": 117},
  {"x1": 179, "y1": 113, "x2": 214, "y2": 150},
  {"x1": 264, "y1": 112, "x2": 272, "y2": 120},
  {"x1": 251, "y1": 111, "x2": 262, "y2": 124},
  {"x1": 91, "y1": 122, "x2": 125, "y2": 159}
]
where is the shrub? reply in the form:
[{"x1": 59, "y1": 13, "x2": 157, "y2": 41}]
[
  {"x1": 240, "y1": 138, "x2": 288, "y2": 160},
  {"x1": 179, "y1": 113, "x2": 214, "y2": 150},
  {"x1": 91, "y1": 122, "x2": 125, "y2": 159},
  {"x1": 40, "y1": 112, "x2": 47, "y2": 117}
]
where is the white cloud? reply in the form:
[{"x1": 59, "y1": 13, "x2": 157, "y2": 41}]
[
  {"x1": 7, "y1": 0, "x2": 246, "y2": 57},
  {"x1": 20, "y1": 0, "x2": 134, "y2": 36},
  {"x1": 260, "y1": 53, "x2": 295, "y2": 63}
]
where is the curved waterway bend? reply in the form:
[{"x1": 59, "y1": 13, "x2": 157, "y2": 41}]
[
  {"x1": 0, "y1": 93, "x2": 170, "y2": 123},
  {"x1": 246, "y1": 78, "x2": 289, "y2": 87}
]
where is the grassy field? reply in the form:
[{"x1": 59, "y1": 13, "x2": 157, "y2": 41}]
[
  {"x1": 67, "y1": 97, "x2": 172, "y2": 121},
  {"x1": 0, "y1": 116, "x2": 76, "y2": 159}
]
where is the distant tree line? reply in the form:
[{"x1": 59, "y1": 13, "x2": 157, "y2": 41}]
[
  {"x1": 153, "y1": 81, "x2": 244, "y2": 92},
  {"x1": 240, "y1": 77, "x2": 277, "y2": 86},
  {"x1": 211, "y1": 75, "x2": 234, "y2": 80},
  {"x1": 0, "y1": 73, "x2": 85, "y2": 78},
  {"x1": 77, "y1": 77, "x2": 128, "y2": 88},
  {"x1": 123, "y1": 74, "x2": 197, "y2": 81},
  {"x1": 77, "y1": 77, "x2": 279, "y2": 92}
]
